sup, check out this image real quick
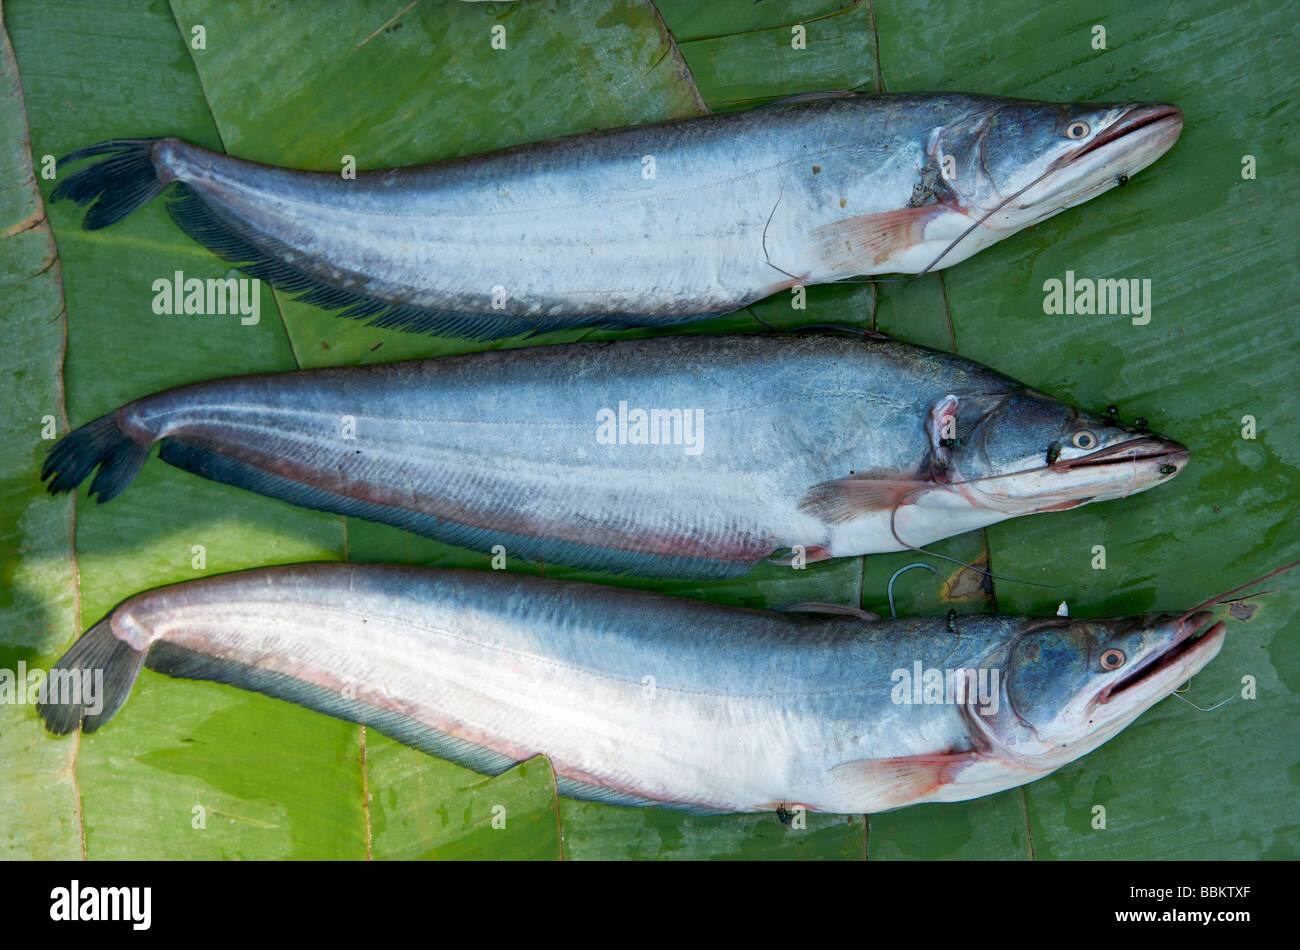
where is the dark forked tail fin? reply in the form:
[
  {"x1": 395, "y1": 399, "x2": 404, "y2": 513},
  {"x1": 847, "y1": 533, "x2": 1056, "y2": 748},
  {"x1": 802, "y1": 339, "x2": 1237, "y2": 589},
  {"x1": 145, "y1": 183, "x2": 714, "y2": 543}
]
[
  {"x1": 50, "y1": 139, "x2": 168, "y2": 230},
  {"x1": 42, "y1": 412, "x2": 151, "y2": 503},
  {"x1": 38, "y1": 616, "x2": 146, "y2": 735}
]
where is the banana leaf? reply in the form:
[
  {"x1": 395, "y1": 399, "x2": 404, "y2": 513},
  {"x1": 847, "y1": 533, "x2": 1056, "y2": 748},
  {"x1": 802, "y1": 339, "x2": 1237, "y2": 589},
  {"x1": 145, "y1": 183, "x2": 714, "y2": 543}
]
[{"x1": 1, "y1": 0, "x2": 1294, "y2": 860}]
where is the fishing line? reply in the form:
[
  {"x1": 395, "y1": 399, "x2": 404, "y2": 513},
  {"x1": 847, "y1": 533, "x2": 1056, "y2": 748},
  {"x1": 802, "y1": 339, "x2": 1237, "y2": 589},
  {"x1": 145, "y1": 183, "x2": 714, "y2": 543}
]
[
  {"x1": 911, "y1": 160, "x2": 1065, "y2": 279},
  {"x1": 826, "y1": 158, "x2": 1071, "y2": 288},
  {"x1": 887, "y1": 562, "x2": 938, "y2": 618},
  {"x1": 761, "y1": 183, "x2": 807, "y2": 285},
  {"x1": 745, "y1": 306, "x2": 780, "y2": 332},
  {"x1": 1170, "y1": 681, "x2": 1235, "y2": 713},
  {"x1": 785, "y1": 323, "x2": 889, "y2": 338},
  {"x1": 1159, "y1": 563, "x2": 1300, "y2": 711},
  {"x1": 879, "y1": 437, "x2": 1166, "y2": 589}
]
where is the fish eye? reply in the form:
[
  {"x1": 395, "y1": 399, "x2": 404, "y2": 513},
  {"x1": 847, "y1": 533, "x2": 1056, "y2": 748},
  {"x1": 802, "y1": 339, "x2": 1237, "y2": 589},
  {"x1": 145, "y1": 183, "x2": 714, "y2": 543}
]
[
  {"x1": 1100, "y1": 648, "x2": 1126, "y2": 670},
  {"x1": 1065, "y1": 120, "x2": 1091, "y2": 140},
  {"x1": 1072, "y1": 430, "x2": 1098, "y2": 450}
]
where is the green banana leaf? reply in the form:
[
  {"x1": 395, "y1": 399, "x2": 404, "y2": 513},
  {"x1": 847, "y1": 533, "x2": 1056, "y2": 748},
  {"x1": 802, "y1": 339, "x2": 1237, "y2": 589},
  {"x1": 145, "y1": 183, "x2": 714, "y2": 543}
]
[{"x1": 1, "y1": 0, "x2": 1294, "y2": 860}]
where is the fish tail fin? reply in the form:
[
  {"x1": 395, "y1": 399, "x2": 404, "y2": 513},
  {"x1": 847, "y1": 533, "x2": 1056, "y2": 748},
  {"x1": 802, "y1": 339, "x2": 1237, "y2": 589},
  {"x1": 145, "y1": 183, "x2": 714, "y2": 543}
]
[
  {"x1": 38, "y1": 615, "x2": 147, "y2": 735},
  {"x1": 50, "y1": 138, "x2": 168, "y2": 230},
  {"x1": 42, "y1": 412, "x2": 152, "y2": 503}
]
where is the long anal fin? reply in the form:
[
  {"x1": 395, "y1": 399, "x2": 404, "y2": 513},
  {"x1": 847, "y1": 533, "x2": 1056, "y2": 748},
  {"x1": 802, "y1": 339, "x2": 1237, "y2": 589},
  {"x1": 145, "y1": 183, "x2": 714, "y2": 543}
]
[{"x1": 158, "y1": 437, "x2": 765, "y2": 580}]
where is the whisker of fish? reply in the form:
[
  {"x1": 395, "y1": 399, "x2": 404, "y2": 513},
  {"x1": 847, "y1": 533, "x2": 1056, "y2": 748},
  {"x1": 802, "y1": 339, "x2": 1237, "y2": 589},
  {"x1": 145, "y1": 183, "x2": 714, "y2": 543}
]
[
  {"x1": 912, "y1": 161, "x2": 1063, "y2": 279},
  {"x1": 1170, "y1": 682, "x2": 1236, "y2": 713},
  {"x1": 744, "y1": 305, "x2": 780, "y2": 332},
  {"x1": 884, "y1": 465, "x2": 1071, "y2": 589}
]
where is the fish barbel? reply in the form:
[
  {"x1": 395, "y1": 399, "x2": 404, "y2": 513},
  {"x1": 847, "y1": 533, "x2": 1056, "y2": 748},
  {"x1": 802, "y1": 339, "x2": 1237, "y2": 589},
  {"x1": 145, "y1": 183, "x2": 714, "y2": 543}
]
[
  {"x1": 39, "y1": 562, "x2": 1258, "y2": 814},
  {"x1": 42, "y1": 332, "x2": 1189, "y2": 579},
  {"x1": 50, "y1": 93, "x2": 1183, "y2": 339}
]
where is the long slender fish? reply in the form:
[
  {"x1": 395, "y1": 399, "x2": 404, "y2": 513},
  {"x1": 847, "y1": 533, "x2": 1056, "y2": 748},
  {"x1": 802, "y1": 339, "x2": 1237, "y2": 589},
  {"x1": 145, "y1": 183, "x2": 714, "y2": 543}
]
[
  {"x1": 39, "y1": 562, "x2": 1269, "y2": 814},
  {"x1": 42, "y1": 332, "x2": 1189, "y2": 579},
  {"x1": 50, "y1": 93, "x2": 1183, "y2": 338}
]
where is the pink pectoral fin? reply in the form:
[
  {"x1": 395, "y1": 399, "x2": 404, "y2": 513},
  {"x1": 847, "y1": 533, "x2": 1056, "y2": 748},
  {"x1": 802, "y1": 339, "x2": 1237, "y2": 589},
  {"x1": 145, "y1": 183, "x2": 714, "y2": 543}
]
[
  {"x1": 830, "y1": 752, "x2": 979, "y2": 811},
  {"x1": 798, "y1": 478, "x2": 932, "y2": 524},
  {"x1": 812, "y1": 206, "x2": 941, "y2": 272}
]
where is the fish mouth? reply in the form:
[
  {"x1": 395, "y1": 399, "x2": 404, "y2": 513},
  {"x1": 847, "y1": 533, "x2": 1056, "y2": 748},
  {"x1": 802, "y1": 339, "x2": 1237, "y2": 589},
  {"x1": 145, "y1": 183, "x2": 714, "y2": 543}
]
[
  {"x1": 1066, "y1": 103, "x2": 1185, "y2": 167},
  {"x1": 1028, "y1": 103, "x2": 1183, "y2": 210},
  {"x1": 1055, "y1": 437, "x2": 1190, "y2": 473},
  {"x1": 1097, "y1": 611, "x2": 1226, "y2": 706},
  {"x1": 976, "y1": 438, "x2": 1188, "y2": 514}
]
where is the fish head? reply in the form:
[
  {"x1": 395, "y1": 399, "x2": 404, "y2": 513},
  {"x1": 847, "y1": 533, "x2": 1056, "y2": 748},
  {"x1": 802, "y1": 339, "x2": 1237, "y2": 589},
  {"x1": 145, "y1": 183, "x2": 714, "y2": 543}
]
[
  {"x1": 936, "y1": 98, "x2": 1184, "y2": 232},
  {"x1": 974, "y1": 611, "x2": 1224, "y2": 766},
  {"x1": 936, "y1": 390, "x2": 1189, "y2": 514}
]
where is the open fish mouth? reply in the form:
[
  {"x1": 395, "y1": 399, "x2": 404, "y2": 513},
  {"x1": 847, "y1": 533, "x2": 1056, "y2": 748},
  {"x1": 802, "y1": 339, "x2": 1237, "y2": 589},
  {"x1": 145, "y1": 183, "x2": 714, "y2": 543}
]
[
  {"x1": 1055, "y1": 437, "x2": 1190, "y2": 472},
  {"x1": 1066, "y1": 104, "x2": 1185, "y2": 166},
  {"x1": 1097, "y1": 611, "x2": 1226, "y2": 705}
]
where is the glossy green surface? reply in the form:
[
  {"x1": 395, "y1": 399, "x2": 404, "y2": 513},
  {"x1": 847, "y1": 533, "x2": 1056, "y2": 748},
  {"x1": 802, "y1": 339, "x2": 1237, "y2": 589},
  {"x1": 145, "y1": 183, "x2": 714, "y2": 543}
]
[
  {"x1": 0, "y1": 1, "x2": 81, "y2": 860},
  {"x1": 2, "y1": 0, "x2": 1294, "y2": 859}
]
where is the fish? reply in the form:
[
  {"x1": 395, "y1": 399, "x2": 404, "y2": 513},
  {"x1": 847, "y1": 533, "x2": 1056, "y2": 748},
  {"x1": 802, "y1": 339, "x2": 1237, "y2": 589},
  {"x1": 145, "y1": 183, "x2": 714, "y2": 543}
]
[
  {"x1": 49, "y1": 93, "x2": 1183, "y2": 339},
  {"x1": 39, "y1": 561, "x2": 1282, "y2": 814},
  {"x1": 40, "y1": 331, "x2": 1190, "y2": 579}
]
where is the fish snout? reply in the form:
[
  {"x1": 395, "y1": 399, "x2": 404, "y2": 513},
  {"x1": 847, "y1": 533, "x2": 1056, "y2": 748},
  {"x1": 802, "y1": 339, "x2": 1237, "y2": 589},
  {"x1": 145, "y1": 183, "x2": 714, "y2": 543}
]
[
  {"x1": 1158, "y1": 440, "x2": 1191, "y2": 477},
  {"x1": 1057, "y1": 435, "x2": 1189, "y2": 477},
  {"x1": 1177, "y1": 609, "x2": 1218, "y2": 641},
  {"x1": 1073, "y1": 102, "x2": 1184, "y2": 164}
]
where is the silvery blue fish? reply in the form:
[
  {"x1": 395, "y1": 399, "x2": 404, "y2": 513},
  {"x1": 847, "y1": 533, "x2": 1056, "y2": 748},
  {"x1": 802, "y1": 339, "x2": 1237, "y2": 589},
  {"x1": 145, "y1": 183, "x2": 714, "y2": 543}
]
[
  {"x1": 41, "y1": 332, "x2": 1188, "y2": 579},
  {"x1": 50, "y1": 93, "x2": 1182, "y2": 338},
  {"x1": 40, "y1": 562, "x2": 1275, "y2": 814}
]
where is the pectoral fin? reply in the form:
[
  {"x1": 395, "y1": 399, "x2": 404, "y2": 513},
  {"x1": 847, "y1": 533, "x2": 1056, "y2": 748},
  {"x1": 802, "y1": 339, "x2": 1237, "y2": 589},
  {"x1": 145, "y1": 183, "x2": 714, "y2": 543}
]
[
  {"x1": 798, "y1": 478, "x2": 932, "y2": 524},
  {"x1": 829, "y1": 752, "x2": 979, "y2": 811},
  {"x1": 813, "y1": 206, "x2": 942, "y2": 272}
]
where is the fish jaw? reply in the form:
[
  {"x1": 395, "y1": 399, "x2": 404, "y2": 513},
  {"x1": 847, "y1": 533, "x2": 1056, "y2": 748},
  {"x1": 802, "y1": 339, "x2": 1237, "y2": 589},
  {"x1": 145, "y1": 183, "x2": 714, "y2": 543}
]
[
  {"x1": 969, "y1": 435, "x2": 1190, "y2": 516},
  {"x1": 821, "y1": 434, "x2": 1191, "y2": 557},
  {"x1": 1021, "y1": 103, "x2": 1185, "y2": 215}
]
